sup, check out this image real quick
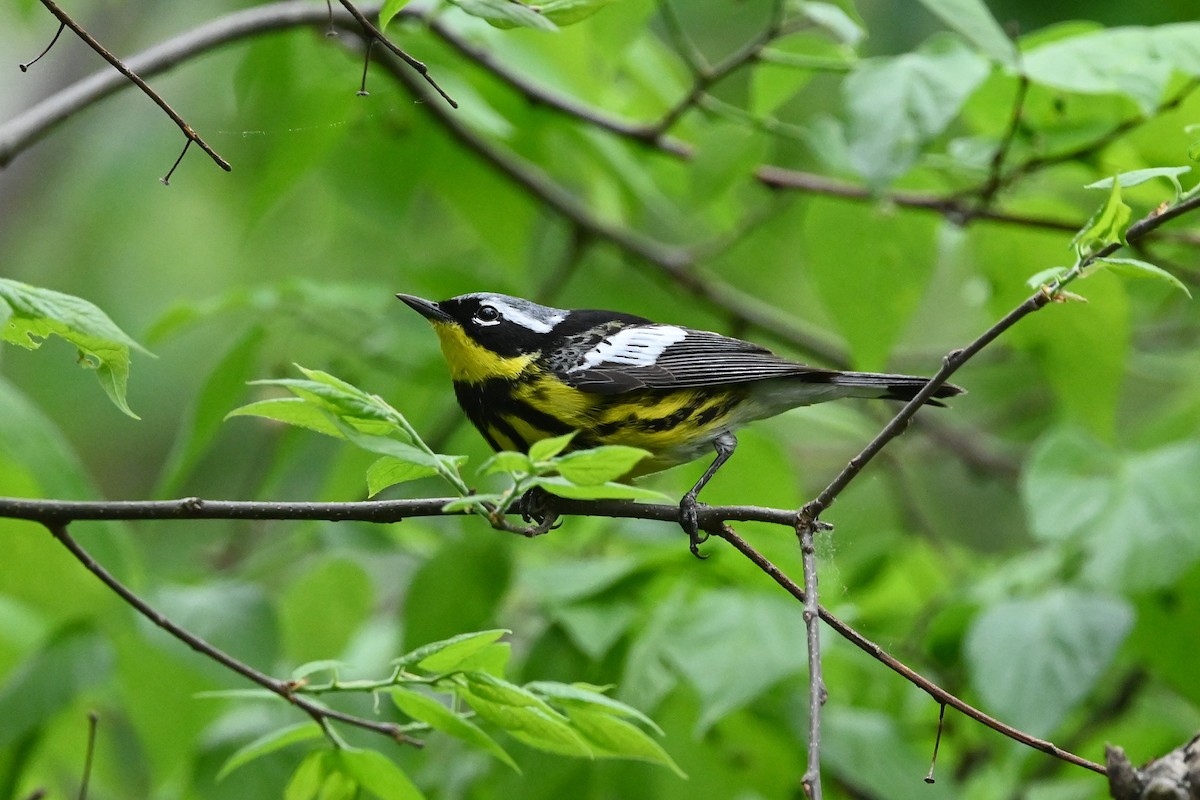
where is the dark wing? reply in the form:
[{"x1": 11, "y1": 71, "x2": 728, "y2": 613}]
[{"x1": 555, "y1": 324, "x2": 830, "y2": 394}]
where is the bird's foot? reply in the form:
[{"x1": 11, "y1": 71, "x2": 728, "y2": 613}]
[
  {"x1": 517, "y1": 486, "x2": 561, "y2": 534},
  {"x1": 679, "y1": 493, "x2": 709, "y2": 559}
]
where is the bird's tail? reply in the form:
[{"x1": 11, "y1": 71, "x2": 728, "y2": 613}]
[{"x1": 828, "y1": 372, "x2": 965, "y2": 406}]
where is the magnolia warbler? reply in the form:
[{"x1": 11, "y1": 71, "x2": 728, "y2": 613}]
[{"x1": 399, "y1": 292, "x2": 963, "y2": 555}]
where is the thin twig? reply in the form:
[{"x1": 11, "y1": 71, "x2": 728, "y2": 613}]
[
  {"x1": 31, "y1": 0, "x2": 231, "y2": 172},
  {"x1": 44, "y1": 521, "x2": 423, "y2": 748},
  {"x1": 711, "y1": 526, "x2": 1107, "y2": 775},
  {"x1": 78, "y1": 712, "x2": 99, "y2": 800},
  {"x1": 335, "y1": 0, "x2": 457, "y2": 108}
]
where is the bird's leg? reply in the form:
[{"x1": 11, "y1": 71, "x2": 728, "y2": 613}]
[{"x1": 679, "y1": 431, "x2": 737, "y2": 559}]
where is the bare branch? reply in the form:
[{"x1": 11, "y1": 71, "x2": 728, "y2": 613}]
[{"x1": 30, "y1": 0, "x2": 232, "y2": 173}]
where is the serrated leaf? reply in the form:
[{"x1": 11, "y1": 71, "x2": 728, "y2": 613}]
[
  {"x1": 565, "y1": 707, "x2": 685, "y2": 776},
  {"x1": 218, "y1": 722, "x2": 324, "y2": 781},
  {"x1": 554, "y1": 446, "x2": 650, "y2": 486},
  {"x1": 529, "y1": 432, "x2": 576, "y2": 462},
  {"x1": 333, "y1": 749, "x2": 425, "y2": 800},
  {"x1": 915, "y1": 0, "x2": 1017, "y2": 66},
  {"x1": 378, "y1": 0, "x2": 410, "y2": 32},
  {"x1": 449, "y1": 0, "x2": 557, "y2": 31},
  {"x1": 0, "y1": 278, "x2": 150, "y2": 418},
  {"x1": 532, "y1": 476, "x2": 669, "y2": 501},
  {"x1": 394, "y1": 629, "x2": 510, "y2": 672},
  {"x1": 1085, "y1": 166, "x2": 1191, "y2": 194},
  {"x1": 459, "y1": 672, "x2": 555, "y2": 710},
  {"x1": 391, "y1": 687, "x2": 519, "y2": 771},
  {"x1": 1071, "y1": 179, "x2": 1131, "y2": 257},
  {"x1": 1094, "y1": 257, "x2": 1192, "y2": 298},
  {"x1": 366, "y1": 456, "x2": 439, "y2": 496},
  {"x1": 965, "y1": 590, "x2": 1132, "y2": 737}
]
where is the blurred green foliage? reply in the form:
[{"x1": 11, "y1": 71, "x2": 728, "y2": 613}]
[{"x1": 2, "y1": 0, "x2": 1200, "y2": 797}]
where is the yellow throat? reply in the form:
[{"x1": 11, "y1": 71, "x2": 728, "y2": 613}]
[{"x1": 431, "y1": 321, "x2": 535, "y2": 384}]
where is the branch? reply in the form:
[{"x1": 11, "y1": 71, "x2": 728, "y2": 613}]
[
  {"x1": 0, "y1": 492, "x2": 1110, "y2": 774},
  {"x1": 30, "y1": 0, "x2": 232, "y2": 173},
  {"x1": 43, "y1": 520, "x2": 422, "y2": 748},
  {"x1": 335, "y1": 0, "x2": 456, "y2": 107}
]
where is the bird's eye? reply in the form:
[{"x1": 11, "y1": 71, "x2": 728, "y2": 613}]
[{"x1": 473, "y1": 305, "x2": 501, "y2": 325}]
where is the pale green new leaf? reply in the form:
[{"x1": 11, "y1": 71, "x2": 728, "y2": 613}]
[
  {"x1": 1093, "y1": 257, "x2": 1192, "y2": 298},
  {"x1": 538, "y1": 0, "x2": 616, "y2": 26},
  {"x1": 457, "y1": 678, "x2": 592, "y2": 757},
  {"x1": 533, "y1": 476, "x2": 669, "y2": 501},
  {"x1": 529, "y1": 432, "x2": 576, "y2": 462},
  {"x1": 0, "y1": 278, "x2": 150, "y2": 418},
  {"x1": 378, "y1": 0, "x2": 410, "y2": 32},
  {"x1": 291, "y1": 660, "x2": 349, "y2": 681},
  {"x1": 915, "y1": 0, "x2": 1017, "y2": 66},
  {"x1": 554, "y1": 446, "x2": 650, "y2": 486},
  {"x1": 1085, "y1": 166, "x2": 1191, "y2": 195},
  {"x1": 391, "y1": 687, "x2": 519, "y2": 771},
  {"x1": 393, "y1": 629, "x2": 511, "y2": 672},
  {"x1": 479, "y1": 450, "x2": 535, "y2": 476},
  {"x1": 526, "y1": 681, "x2": 662, "y2": 733},
  {"x1": 449, "y1": 0, "x2": 557, "y2": 31},
  {"x1": 1025, "y1": 266, "x2": 1071, "y2": 288},
  {"x1": 1071, "y1": 179, "x2": 1131, "y2": 257},
  {"x1": 366, "y1": 456, "x2": 439, "y2": 496},
  {"x1": 285, "y1": 751, "x2": 328, "y2": 800},
  {"x1": 217, "y1": 722, "x2": 324, "y2": 780},
  {"x1": 333, "y1": 749, "x2": 425, "y2": 800},
  {"x1": 565, "y1": 707, "x2": 685, "y2": 776}
]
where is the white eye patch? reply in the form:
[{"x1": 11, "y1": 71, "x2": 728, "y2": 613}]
[
  {"x1": 575, "y1": 325, "x2": 687, "y2": 369},
  {"x1": 484, "y1": 297, "x2": 565, "y2": 333}
]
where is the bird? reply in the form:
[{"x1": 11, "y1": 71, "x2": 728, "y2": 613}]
[{"x1": 398, "y1": 291, "x2": 964, "y2": 556}]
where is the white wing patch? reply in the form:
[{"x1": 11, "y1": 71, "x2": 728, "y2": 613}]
[{"x1": 574, "y1": 325, "x2": 688, "y2": 370}]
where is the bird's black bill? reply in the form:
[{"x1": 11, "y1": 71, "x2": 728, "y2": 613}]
[{"x1": 397, "y1": 293, "x2": 454, "y2": 323}]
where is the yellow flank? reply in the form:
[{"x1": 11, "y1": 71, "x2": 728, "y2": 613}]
[
  {"x1": 513, "y1": 375, "x2": 596, "y2": 427},
  {"x1": 432, "y1": 322, "x2": 535, "y2": 383}
]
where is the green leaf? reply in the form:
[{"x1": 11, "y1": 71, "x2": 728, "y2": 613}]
[
  {"x1": 226, "y1": 397, "x2": 347, "y2": 437},
  {"x1": 915, "y1": 0, "x2": 1017, "y2": 65},
  {"x1": 457, "y1": 674, "x2": 592, "y2": 757},
  {"x1": 1021, "y1": 427, "x2": 1118, "y2": 543},
  {"x1": 526, "y1": 681, "x2": 662, "y2": 734},
  {"x1": 390, "y1": 687, "x2": 519, "y2": 771},
  {"x1": 1022, "y1": 25, "x2": 1194, "y2": 114},
  {"x1": 1085, "y1": 166, "x2": 1191, "y2": 195},
  {"x1": 0, "y1": 278, "x2": 150, "y2": 418},
  {"x1": 378, "y1": 0, "x2": 410, "y2": 32},
  {"x1": 394, "y1": 629, "x2": 511, "y2": 672},
  {"x1": 554, "y1": 445, "x2": 650, "y2": 486},
  {"x1": 291, "y1": 660, "x2": 349, "y2": 682},
  {"x1": 1024, "y1": 266, "x2": 1071, "y2": 288},
  {"x1": 528, "y1": 432, "x2": 576, "y2": 462},
  {"x1": 217, "y1": 722, "x2": 324, "y2": 781},
  {"x1": 1093, "y1": 257, "x2": 1192, "y2": 298},
  {"x1": 479, "y1": 450, "x2": 535, "y2": 476},
  {"x1": 965, "y1": 589, "x2": 1132, "y2": 737},
  {"x1": 285, "y1": 751, "x2": 329, "y2": 800},
  {"x1": 1071, "y1": 178, "x2": 1131, "y2": 257},
  {"x1": 441, "y1": 494, "x2": 503, "y2": 512},
  {"x1": 532, "y1": 476, "x2": 669, "y2": 501},
  {"x1": 800, "y1": 2, "x2": 864, "y2": 46},
  {"x1": 565, "y1": 706, "x2": 684, "y2": 776},
  {"x1": 448, "y1": 0, "x2": 558, "y2": 31},
  {"x1": 366, "y1": 456, "x2": 439, "y2": 496},
  {"x1": 844, "y1": 34, "x2": 990, "y2": 186},
  {"x1": 333, "y1": 749, "x2": 425, "y2": 800},
  {"x1": 538, "y1": 0, "x2": 617, "y2": 26}
]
